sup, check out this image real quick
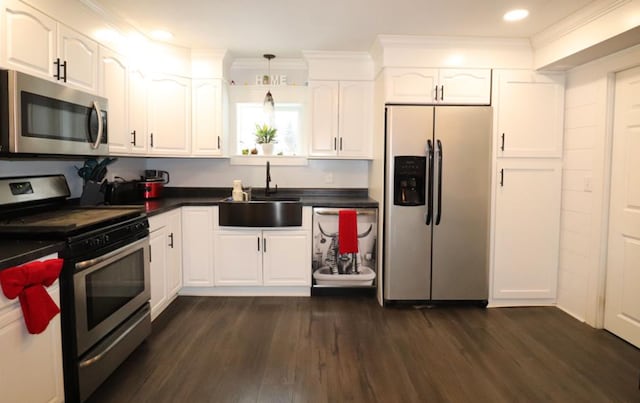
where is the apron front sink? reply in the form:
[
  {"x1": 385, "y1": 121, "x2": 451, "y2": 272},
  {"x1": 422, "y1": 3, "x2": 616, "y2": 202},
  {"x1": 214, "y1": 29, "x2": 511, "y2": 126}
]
[{"x1": 218, "y1": 201, "x2": 303, "y2": 227}]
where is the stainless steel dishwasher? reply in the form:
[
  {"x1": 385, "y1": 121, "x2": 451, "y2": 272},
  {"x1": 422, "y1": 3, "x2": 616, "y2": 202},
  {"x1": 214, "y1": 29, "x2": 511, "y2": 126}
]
[{"x1": 312, "y1": 207, "x2": 378, "y2": 294}]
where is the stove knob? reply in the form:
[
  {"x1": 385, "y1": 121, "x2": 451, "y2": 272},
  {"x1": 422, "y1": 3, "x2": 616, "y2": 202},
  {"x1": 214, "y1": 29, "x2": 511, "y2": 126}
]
[
  {"x1": 95, "y1": 237, "x2": 103, "y2": 247},
  {"x1": 104, "y1": 235, "x2": 110, "y2": 243}
]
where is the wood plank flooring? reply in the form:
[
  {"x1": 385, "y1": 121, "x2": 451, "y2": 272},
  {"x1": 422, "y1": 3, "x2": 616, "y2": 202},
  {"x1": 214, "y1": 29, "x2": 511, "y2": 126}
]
[{"x1": 88, "y1": 297, "x2": 640, "y2": 403}]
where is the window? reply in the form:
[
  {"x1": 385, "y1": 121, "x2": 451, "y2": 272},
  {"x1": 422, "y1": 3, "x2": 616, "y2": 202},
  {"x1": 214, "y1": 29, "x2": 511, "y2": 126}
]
[{"x1": 236, "y1": 103, "x2": 303, "y2": 155}]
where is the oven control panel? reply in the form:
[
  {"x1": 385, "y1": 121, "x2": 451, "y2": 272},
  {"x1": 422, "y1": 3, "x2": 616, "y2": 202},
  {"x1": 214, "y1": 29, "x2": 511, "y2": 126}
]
[{"x1": 65, "y1": 217, "x2": 149, "y2": 260}]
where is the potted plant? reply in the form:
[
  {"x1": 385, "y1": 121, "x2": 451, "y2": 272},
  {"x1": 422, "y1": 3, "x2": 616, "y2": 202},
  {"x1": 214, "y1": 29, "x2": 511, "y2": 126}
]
[{"x1": 254, "y1": 123, "x2": 277, "y2": 155}]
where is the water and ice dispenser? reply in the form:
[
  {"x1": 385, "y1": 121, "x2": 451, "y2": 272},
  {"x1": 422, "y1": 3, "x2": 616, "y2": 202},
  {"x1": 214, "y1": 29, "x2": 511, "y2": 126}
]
[{"x1": 393, "y1": 156, "x2": 426, "y2": 206}]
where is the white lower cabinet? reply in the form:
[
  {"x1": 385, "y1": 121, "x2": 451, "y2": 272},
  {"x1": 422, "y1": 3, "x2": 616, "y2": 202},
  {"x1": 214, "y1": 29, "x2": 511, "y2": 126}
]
[
  {"x1": 148, "y1": 209, "x2": 182, "y2": 320},
  {"x1": 214, "y1": 229, "x2": 310, "y2": 286},
  {"x1": 0, "y1": 254, "x2": 64, "y2": 403},
  {"x1": 181, "y1": 206, "x2": 215, "y2": 287},
  {"x1": 491, "y1": 159, "x2": 562, "y2": 303}
]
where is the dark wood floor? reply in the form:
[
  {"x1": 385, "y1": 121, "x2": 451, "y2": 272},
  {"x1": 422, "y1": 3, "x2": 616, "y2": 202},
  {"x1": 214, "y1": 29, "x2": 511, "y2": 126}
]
[{"x1": 88, "y1": 297, "x2": 640, "y2": 403}]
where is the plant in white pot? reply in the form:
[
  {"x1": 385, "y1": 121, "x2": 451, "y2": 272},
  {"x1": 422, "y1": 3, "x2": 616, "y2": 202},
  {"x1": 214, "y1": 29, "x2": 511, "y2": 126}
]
[{"x1": 255, "y1": 123, "x2": 277, "y2": 155}]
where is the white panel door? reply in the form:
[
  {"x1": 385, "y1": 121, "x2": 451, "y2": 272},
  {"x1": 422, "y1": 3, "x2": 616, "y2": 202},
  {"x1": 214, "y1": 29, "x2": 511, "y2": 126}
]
[
  {"x1": 128, "y1": 67, "x2": 148, "y2": 154},
  {"x1": 2, "y1": 0, "x2": 56, "y2": 79},
  {"x1": 166, "y1": 209, "x2": 183, "y2": 298},
  {"x1": 438, "y1": 68, "x2": 491, "y2": 105},
  {"x1": 192, "y1": 79, "x2": 223, "y2": 156},
  {"x1": 214, "y1": 230, "x2": 262, "y2": 286},
  {"x1": 338, "y1": 81, "x2": 372, "y2": 158},
  {"x1": 494, "y1": 70, "x2": 565, "y2": 158},
  {"x1": 309, "y1": 81, "x2": 339, "y2": 156},
  {"x1": 99, "y1": 47, "x2": 129, "y2": 155},
  {"x1": 604, "y1": 66, "x2": 640, "y2": 348},
  {"x1": 148, "y1": 74, "x2": 191, "y2": 155},
  {"x1": 492, "y1": 159, "x2": 562, "y2": 300},
  {"x1": 262, "y1": 230, "x2": 310, "y2": 286},
  {"x1": 181, "y1": 207, "x2": 214, "y2": 287},
  {"x1": 384, "y1": 68, "x2": 438, "y2": 104},
  {"x1": 149, "y1": 228, "x2": 168, "y2": 320},
  {"x1": 57, "y1": 24, "x2": 98, "y2": 93}
]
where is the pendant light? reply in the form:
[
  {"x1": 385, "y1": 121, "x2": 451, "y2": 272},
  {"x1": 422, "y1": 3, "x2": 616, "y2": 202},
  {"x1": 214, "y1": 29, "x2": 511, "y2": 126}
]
[{"x1": 263, "y1": 54, "x2": 275, "y2": 116}]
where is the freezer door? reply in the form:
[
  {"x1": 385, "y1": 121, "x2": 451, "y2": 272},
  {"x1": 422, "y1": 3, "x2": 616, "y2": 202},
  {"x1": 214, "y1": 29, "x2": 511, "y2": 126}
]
[
  {"x1": 431, "y1": 106, "x2": 492, "y2": 300},
  {"x1": 384, "y1": 106, "x2": 433, "y2": 301}
]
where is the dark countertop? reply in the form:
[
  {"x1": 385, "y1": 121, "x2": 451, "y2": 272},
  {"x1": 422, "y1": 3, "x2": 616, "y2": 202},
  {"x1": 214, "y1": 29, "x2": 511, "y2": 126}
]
[
  {"x1": 136, "y1": 187, "x2": 379, "y2": 217},
  {"x1": 0, "y1": 239, "x2": 66, "y2": 271}
]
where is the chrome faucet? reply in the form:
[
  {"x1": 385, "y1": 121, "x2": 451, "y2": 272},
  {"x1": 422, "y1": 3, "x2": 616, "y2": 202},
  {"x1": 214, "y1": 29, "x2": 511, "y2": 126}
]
[{"x1": 265, "y1": 161, "x2": 277, "y2": 195}]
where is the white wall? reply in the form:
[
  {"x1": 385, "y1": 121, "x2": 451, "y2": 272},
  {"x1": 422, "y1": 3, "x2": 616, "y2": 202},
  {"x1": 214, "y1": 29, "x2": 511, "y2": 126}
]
[
  {"x1": 557, "y1": 44, "x2": 640, "y2": 326},
  {"x1": 145, "y1": 158, "x2": 369, "y2": 189}
]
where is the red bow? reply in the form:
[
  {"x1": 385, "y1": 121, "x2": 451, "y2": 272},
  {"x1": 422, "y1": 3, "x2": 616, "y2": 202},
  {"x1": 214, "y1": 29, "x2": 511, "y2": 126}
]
[{"x1": 0, "y1": 258, "x2": 63, "y2": 334}]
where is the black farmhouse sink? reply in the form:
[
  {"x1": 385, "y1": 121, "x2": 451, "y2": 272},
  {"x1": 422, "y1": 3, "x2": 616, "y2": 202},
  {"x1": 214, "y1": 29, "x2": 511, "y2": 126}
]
[{"x1": 218, "y1": 200, "x2": 303, "y2": 227}]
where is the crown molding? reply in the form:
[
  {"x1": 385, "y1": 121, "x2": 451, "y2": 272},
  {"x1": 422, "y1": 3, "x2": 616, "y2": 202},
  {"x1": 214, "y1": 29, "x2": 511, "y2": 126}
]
[
  {"x1": 375, "y1": 34, "x2": 531, "y2": 50},
  {"x1": 230, "y1": 58, "x2": 308, "y2": 71},
  {"x1": 531, "y1": 0, "x2": 632, "y2": 48},
  {"x1": 302, "y1": 50, "x2": 372, "y2": 61}
]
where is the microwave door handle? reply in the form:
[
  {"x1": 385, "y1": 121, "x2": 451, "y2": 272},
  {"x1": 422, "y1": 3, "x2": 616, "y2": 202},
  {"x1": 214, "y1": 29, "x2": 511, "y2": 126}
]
[{"x1": 90, "y1": 101, "x2": 104, "y2": 149}]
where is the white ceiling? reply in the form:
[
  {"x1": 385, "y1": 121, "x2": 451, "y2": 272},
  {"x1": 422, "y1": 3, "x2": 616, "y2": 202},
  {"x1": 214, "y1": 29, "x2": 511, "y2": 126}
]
[{"x1": 89, "y1": 0, "x2": 595, "y2": 57}]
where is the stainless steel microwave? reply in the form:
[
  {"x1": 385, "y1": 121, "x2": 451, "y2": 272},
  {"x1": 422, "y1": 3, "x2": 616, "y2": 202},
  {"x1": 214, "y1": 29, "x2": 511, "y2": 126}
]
[{"x1": 0, "y1": 69, "x2": 108, "y2": 156}]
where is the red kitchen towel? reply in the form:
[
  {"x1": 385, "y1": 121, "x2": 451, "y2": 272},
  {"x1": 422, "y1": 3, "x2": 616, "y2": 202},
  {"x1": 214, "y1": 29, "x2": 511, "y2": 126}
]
[
  {"x1": 0, "y1": 258, "x2": 63, "y2": 334},
  {"x1": 338, "y1": 210, "x2": 358, "y2": 254}
]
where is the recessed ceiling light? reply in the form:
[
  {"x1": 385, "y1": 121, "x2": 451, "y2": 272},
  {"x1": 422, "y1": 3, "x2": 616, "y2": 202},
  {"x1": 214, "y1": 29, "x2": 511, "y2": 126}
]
[
  {"x1": 503, "y1": 9, "x2": 529, "y2": 22},
  {"x1": 150, "y1": 30, "x2": 173, "y2": 41}
]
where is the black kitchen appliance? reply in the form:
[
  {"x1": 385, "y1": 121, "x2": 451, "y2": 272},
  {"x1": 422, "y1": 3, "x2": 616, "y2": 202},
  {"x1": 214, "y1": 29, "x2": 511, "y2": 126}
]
[{"x1": 0, "y1": 174, "x2": 150, "y2": 402}]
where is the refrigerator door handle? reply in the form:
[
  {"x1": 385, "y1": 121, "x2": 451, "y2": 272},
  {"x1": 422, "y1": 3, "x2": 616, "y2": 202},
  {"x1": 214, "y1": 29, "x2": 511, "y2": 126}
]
[
  {"x1": 426, "y1": 139, "x2": 434, "y2": 225},
  {"x1": 435, "y1": 139, "x2": 443, "y2": 225}
]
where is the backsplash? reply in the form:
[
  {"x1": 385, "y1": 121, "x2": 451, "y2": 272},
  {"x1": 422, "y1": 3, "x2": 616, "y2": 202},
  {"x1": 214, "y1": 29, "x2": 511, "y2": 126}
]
[{"x1": 145, "y1": 158, "x2": 369, "y2": 188}]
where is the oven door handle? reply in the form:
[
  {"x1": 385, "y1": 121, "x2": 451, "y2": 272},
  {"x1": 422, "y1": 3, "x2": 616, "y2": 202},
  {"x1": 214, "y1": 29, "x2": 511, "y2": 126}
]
[
  {"x1": 78, "y1": 310, "x2": 149, "y2": 369},
  {"x1": 75, "y1": 237, "x2": 148, "y2": 271}
]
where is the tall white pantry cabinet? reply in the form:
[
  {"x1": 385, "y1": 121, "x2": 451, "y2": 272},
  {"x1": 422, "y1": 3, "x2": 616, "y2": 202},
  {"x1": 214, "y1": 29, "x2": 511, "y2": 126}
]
[{"x1": 490, "y1": 70, "x2": 565, "y2": 305}]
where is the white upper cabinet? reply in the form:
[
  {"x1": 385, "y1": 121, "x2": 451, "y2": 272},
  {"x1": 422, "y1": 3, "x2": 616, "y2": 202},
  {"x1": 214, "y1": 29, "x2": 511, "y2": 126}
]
[
  {"x1": 384, "y1": 68, "x2": 491, "y2": 105},
  {"x1": 309, "y1": 80, "x2": 372, "y2": 158},
  {"x1": 1, "y1": 0, "x2": 98, "y2": 92},
  {"x1": 100, "y1": 46, "x2": 129, "y2": 155},
  {"x1": 57, "y1": 24, "x2": 98, "y2": 93},
  {"x1": 494, "y1": 70, "x2": 565, "y2": 158},
  {"x1": 2, "y1": 0, "x2": 57, "y2": 78},
  {"x1": 192, "y1": 79, "x2": 223, "y2": 156},
  {"x1": 128, "y1": 67, "x2": 149, "y2": 154},
  {"x1": 148, "y1": 74, "x2": 191, "y2": 156}
]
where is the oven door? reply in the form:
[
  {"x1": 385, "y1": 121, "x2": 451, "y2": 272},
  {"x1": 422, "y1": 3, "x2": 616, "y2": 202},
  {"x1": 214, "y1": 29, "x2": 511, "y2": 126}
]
[
  {"x1": 5, "y1": 69, "x2": 108, "y2": 156},
  {"x1": 73, "y1": 237, "x2": 150, "y2": 355}
]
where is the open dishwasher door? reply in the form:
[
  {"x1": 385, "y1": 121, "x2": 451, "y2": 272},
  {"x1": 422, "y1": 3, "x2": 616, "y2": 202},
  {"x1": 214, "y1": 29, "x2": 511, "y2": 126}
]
[{"x1": 311, "y1": 207, "x2": 378, "y2": 296}]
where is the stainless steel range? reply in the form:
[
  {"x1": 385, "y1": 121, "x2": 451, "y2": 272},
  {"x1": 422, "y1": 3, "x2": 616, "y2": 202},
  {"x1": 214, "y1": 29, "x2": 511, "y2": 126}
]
[{"x1": 0, "y1": 174, "x2": 150, "y2": 402}]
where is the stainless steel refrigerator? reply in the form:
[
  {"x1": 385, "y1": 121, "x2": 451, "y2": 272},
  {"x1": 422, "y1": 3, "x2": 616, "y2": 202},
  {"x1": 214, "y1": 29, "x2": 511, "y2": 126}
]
[{"x1": 383, "y1": 105, "x2": 492, "y2": 304}]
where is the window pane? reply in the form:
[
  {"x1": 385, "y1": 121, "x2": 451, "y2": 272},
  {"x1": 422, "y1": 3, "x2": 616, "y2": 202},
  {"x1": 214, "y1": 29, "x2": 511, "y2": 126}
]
[{"x1": 236, "y1": 103, "x2": 302, "y2": 155}]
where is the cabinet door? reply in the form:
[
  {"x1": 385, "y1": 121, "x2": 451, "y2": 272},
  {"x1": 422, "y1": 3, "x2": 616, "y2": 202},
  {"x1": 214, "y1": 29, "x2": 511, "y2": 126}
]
[
  {"x1": 0, "y1": 282, "x2": 63, "y2": 403},
  {"x1": 100, "y1": 47, "x2": 130, "y2": 155},
  {"x1": 338, "y1": 81, "x2": 373, "y2": 158},
  {"x1": 214, "y1": 230, "x2": 262, "y2": 285},
  {"x1": 438, "y1": 68, "x2": 491, "y2": 105},
  {"x1": 149, "y1": 227, "x2": 168, "y2": 320},
  {"x1": 57, "y1": 24, "x2": 98, "y2": 93},
  {"x1": 128, "y1": 67, "x2": 148, "y2": 154},
  {"x1": 166, "y1": 209, "x2": 183, "y2": 298},
  {"x1": 262, "y1": 230, "x2": 310, "y2": 286},
  {"x1": 2, "y1": 0, "x2": 57, "y2": 79},
  {"x1": 148, "y1": 74, "x2": 191, "y2": 155},
  {"x1": 492, "y1": 159, "x2": 561, "y2": 300},
  {"x1": 182, "y1": 207, "x2": 214, "y2": 287},
  {"x1": 309, "y1": 81, "x2": 339, "y2": 156},
  {"x1": 384, "y1": 68, "x2": 438, "y2": 104},
  {"x1": 192, "y1": 79, "x2": 223, "y2": 156},
  {"x1": 494, "y1": 70, "x2": 565, "y2": 158}
]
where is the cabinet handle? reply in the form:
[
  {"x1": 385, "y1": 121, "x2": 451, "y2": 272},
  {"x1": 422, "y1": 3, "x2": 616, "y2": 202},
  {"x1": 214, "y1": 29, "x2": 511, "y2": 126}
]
[
  {"x1": 257, "y1": 236, "x2": 260, "y2": 251},
  {"x1": 500, "y1": 133, "x2": 505, "y2": 151},
  {"x1": 440, "y1": 85, "x2": 444, "y2": 101},
  {"x1": 339, "y1": 137, "x2": 343, "y2": 151},
  {"x1": 500, "y1": 169, "x2": 504, "y2": 187},
  {"x1": 131, "y1": 130, "x2": 137, "y2": 146},
  {"x1": 53, "y1": 58, "x2": 61, "y2": 80},
  {"x1": 217, "y1": 136, "x2": 221, "y2": 149},
  {"x1": 434, "y1": 85, "x2": 438, "y2": 101},
  {"x1": 333, "y1": 137, "x2": 337, "y2": 151},
  {"x1": 263, "y1": 238, "x2": 267, "y2": 253},
  {"x1": 62, "y1": 60, "x2": 67, "y2": 83},
  {"x1": 149, "y1": 244, "x2": 152, "y2": 262},
  {"x1": 168, "y1": 232, "x2": 174, "y2": 248},
  {"x1": 150, "y1": 133, "x2": 154, "y2": 147}
]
